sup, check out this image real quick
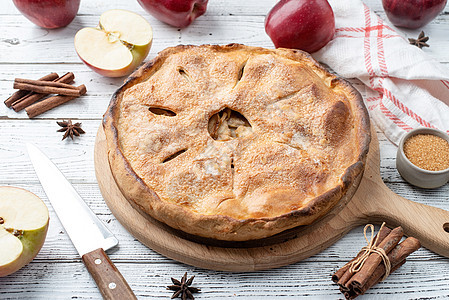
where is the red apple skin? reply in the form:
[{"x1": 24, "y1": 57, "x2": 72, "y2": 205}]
[
  {"x1": 382, "y1": 0, "x2": 447, "y2": 29},
  {"x1": 137, "y1": 0, "x2": 208, "y2": 28},
  {"x1": 265, "y1": 0, "x2": 336, "y2": 53},
  {"x1": 12, "y1": 0, "x2": 80, "y2": 29}
]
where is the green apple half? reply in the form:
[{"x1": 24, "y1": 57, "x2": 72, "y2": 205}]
[
  {"x1": 0, "y1": 186, "x2": 49, "y2": 277},
  {"x1": 74, "y1": 9, "x2": 153, "y2": 77}
]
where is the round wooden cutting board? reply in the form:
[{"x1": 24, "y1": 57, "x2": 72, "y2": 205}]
[{"x1": 94, "y1": 126, "x2": 449, "y2": 271}]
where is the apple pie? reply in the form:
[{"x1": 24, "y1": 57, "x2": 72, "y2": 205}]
[{"x1": 103, "y1": 44, "x2": 370, "y2": 241}]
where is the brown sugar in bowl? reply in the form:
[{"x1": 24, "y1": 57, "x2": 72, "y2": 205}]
[
  {"x1": 404, "y1": 134, "x2": 449, "y2": 171},
  {"x1": 396, "y1": 127, "x2": 449, "y2": 188}
]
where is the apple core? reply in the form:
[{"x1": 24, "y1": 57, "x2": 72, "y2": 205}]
[{"x1": 0, "y1": 186, "x2": 49, "y2": 277}]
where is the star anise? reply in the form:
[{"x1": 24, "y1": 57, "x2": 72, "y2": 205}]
[
  {"x1": 167, "y1": 272, "x2": 200, "y2": 300},
  {"x1": 408, "y1": 31, "x2": 430, "y2": 49},
  {"x1": 57, "y1": 120, "x2": 85, "y2": 140}
]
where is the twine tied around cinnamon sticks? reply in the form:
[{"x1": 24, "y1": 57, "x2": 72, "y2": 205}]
[
  {"x1": 348, "y1": 223, "x2": 391, "y2": 281},
  {"x1": 332, "y1": 223, "x2": 421, "y2": 299}
]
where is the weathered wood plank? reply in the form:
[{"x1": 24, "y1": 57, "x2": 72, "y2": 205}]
[
  {"x1": 2, "y1": 14, "x2": 449, "y2": 64},
  {"x1": 1, "y1": 0, "x2": 447, "y2": 17},
  {"x1": 0, "y1": 66, "x2": 363, "y2": 120},
  {"x1": 1, "y1": 0, "x2": 449, "y2": 297},
  {"x1": 0, "y1": 67, "x2": 118, "y2": 120},
  {"x1": 1, "y1": 180, "x2": 447, "y2": 262},
  {"x1": 0, "y1": 119, "x2": 444, "y2": 185},
  {"x1": 0, "y1": 260, "x2": 448, "y2": 299},
  {"x1": 0, "y1": 119, "x2": 427, "y2": 184},
  {"x1": 0, "y1": 119, "x2": 100, "y2": 183},
  {"x1": 0, "y1": 15, "x2": 181, "y2": 64},
  {"x1": 0, "y1": 67, "x2": 365, "y2": 120},
  {"x1": 0, "y1": 0, "x2": 280, "y2": 16}
]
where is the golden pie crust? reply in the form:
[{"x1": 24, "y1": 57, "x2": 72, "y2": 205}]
[{"x1": 103, "y1": 44, "x2": 370, "y2": 241}]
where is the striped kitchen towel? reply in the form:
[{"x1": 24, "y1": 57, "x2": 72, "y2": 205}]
[{"x1": 313, "y1": 0, "x2": 449, "y2": 145}]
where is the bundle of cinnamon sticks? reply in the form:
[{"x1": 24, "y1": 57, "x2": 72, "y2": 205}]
[
  {"x1": 332, "y1": 224, "x2": 421, "y2": 299},
  {"x1": 4, "y1": 72, "x2": 87, "y2": 118}
]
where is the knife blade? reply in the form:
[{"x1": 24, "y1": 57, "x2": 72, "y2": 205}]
[{"x1": 26, "y1": 143, "x2": 137, "y2": 300}]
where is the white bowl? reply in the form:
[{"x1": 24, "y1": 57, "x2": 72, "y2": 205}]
[{"x1": 396, "y1": 127, "x2": 449, "y2": 189}]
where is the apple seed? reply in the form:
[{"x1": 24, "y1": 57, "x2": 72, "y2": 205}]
[
  {"x1": 5, "y1": 228, "x2": 24, "y2": 238},
  {"x1": 74, "y1": 9, "x2": 153, "y2": 77},
  {"x1": 0, "y1": 217, "x2": 4, "y2": 224},
  {"x1": 120, "y1": 40, "x2": 135, "y2": 51}
]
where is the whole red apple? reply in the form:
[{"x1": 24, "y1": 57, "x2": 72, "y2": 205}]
[
  {"x1": 382, "y1": 0, "x2": 447, "y2": 29},
  {"x1": 137, "y1": 0, "x2": 208, "y2": 28},
  {"x1": 12, "y1": 0, "x2": 80, "y2": 29},
  {"x1": 265, "y1": 0, "x2": 335, "y2": 53}
]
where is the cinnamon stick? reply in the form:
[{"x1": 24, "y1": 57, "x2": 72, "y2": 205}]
[
  {"x1": 5, "y1": 90, "x2": 31, "y2": 107},
  {"x1": 335, "y1": 226, "x2": 392, "y2": 289},
  {"x1": 26, "y1": 91, "x2": 87, "y2": 118},
  {"x1": 4, "y1": 73, "x2": 58, "y2": 107},
  {"x1": 345, "y1": 260, "x2": 406, "y2": 299},
  {"x1": 13, "y1": 81, "x2": 86, "y2": 97},
  {"x1": 12, "y1": 72, "x2": 75, "y2": 112},
  {"x1": 345, "y1": 226, "x2": 404, "y2": 290},
  {"x1": 344, "y1": 289, "x2": 357, "y2": 300},
  {"x1": 14, "y1": 77, "x2": 80, "y2": 90},
  {"x1": 352, "y1": 237, "x2": 421, "y2": 295}
]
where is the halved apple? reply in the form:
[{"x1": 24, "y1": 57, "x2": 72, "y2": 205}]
[
  {"x1": 74, "y1": 9, "x2": 153, "y2": 77},
  {"x1": 0, "y1": 186, "x2": 49, "y2": 277}
]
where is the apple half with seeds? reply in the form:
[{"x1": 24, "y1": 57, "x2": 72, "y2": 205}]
[
  {"x1": 74, "y1": 9, "x2": 153, "y2": 77},
  {"x1": 0, "y1": 186, "x2": 49, "y2": 277}
]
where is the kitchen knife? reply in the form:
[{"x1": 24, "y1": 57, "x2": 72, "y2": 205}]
[{"x1": 26, "y1": 143, "x2": 137, "y2": 300}]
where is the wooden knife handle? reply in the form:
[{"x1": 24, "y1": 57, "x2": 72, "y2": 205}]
[{"x1": 82, "y1": 248, "x2": 137, "y2": 300}]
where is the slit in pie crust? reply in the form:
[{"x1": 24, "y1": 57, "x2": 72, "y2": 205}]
[{"x1": 103, "y1": 44, "x2": 371, "y2": 241}]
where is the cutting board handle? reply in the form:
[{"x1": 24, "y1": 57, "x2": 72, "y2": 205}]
[
  {"x1": 354, "y1": 176, "x2": 449, "y2": 258},
  {"x1": 95, "y1": 125, "x2": 449, "y2": 271}
]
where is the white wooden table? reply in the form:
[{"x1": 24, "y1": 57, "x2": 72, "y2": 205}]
[{"x1": 1, "y1": 0, "x2": 448, "y2": 298}]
